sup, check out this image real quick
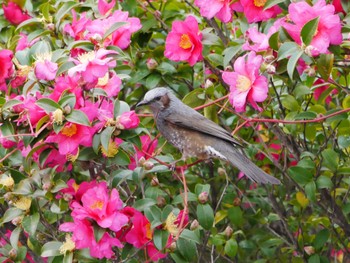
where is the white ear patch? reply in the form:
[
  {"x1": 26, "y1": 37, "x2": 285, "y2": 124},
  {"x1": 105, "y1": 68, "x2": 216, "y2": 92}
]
[{"x1": 205, "y1": 146, "x2": 227, "y2": 161}]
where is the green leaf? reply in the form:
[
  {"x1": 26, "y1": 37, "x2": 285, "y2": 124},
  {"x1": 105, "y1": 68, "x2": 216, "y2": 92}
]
[
  {"x1": 228, "y1": 206, "x2": 243, "y2": 227},
  {"x1": 22, "y1": 213, "x2": 40, "y2": 237},
  {"x1": 10, "y1": 227, "x2": 21, "y2": 250},
  {"x1": 316, "y1": 175, "x2": 333, "y2": 189},
  {"x1": 287, "y1": 50, "x2": 303, "y2": 79},
  {"x1": 153, "y1": 229, "x2": 169, "y2": 250},
  {"x1": 15, "y1": 18, "x2": 42, "y2": 31},
  {"x1": 301, "y1": 17, "x2": 319, "y2": 46},
  {"x1": 281, "y1": 95, "x2": 299, "y2": 111},
  {"x1": 114, "y1": 100, "x2": 130, "y2": 117},
  {"x1": 93, "y1": 225, "x2": 106, "y2": 243},
  {"x1": 264, "y1": 0, "x2": 284, "y2": 10},
  {"x1": 278, "y1": 42, "x2": 300, "y2": 61},
  {"x1": 268, "y1": 31, "x2": 279, "y2": 51},
  {"x1": 177, "y1": 237, "x2": 197, "y2": 261},
  {"x1": 316, "y1": 54, "x2": 334, "y2": 81},
  {"x1": 41, "y1": 241, "x2": 63, "y2": 257},
  {"x1": 308, "y1": 254, "x2": 320, "y2": 263},
  {"x1": 321, "y1": 149, "x2": 339, "y2": 172},
  {"x1": 58, "y1": 94, "x2": 76, "y2": 109},
  {"x1": 224, "y1": 238, "x2": 238, "y2": 258},
  {"x1": 182, "y1": 89, "x2": 206, "y2": 108},
  {"x1": 63, "y1": 252, "x2": 73, "y2": 263},
  {"x1": 179, "y1": 229, "x2": 201, "y2": 244},
  {"x1": 2, "y1": 99, "x2": 22, "y2": 110},
  {"x1": 196, "y1": 204, "x2": 214, "y2": 230},
  {"x1": 1, "y1": 208, "x2": 23, "y2": 224},
  {"x1": 223, "y1": 46, "x2": 241, "y2": 67},
  {"x1": 36, "y1": 98, "x2": 61, "y2": 113},
  {"x1": 103, "y1": 22, "x2": 128, "y2": 40},
  {"x1": 294, "y1": 111, "x2": 317, "y2": 120},
  {"x1": 202, "y1": 30, "x2": 221, "y2": 45},
  {"x1": 100, "y1": 126, "x2": 114, "y2": 152},
  {"x1": 134, "y1": 198, "x2": 157, "y2": 211},
  {"x1": 55, "y1": 1, "x2": 81, "y2": 28},
  {"x1": 288, "y1": 166, "x2": 313, "y2": 185},
  {"x1": 313, "y1": 229, "x2": 329, "y2": 250},
  {"x1": 305, "y1": 181, "x2": 316, "y2": 202},
  {"x1": 157, "y1": 62, "x2": 177, "y2": 74},
  {"x1": 145, "y1": 74, "x2": 161, "y2": 89},
  {"x1": 65, "y1": 110, "x2": 91, "y2": 126}
]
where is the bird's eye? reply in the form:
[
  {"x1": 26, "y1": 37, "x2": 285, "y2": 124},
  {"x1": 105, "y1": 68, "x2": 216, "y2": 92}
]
[{"x1": 154, "y1": 96, "x2": 162, "y2": 101}]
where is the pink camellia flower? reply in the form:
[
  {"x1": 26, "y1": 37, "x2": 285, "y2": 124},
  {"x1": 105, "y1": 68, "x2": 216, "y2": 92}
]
[
  {"x1": 68, "y1": 49, "x2": 117, "y2": 85},
  {"x1": 70, "y1": 182, "x2": 129, "y2": 232},
  {"x1": 117, "y1": 111, "x2": 140, "y2": 129},
  {"x1": 50, "y1": 75, "x2": 84, "y2": 107},
  {"x1": 129, "y1": 135, "x2": 158, "y2": 170},
  {"x1": 34, "y1": 53, "x2": 58, "y2": 81},
  {"x1": 0, "y1": 130, "x2": 16, "y2": 149},
  {"x1": 45, "y1": 121, "x2": 95, "y2": 155},
  {"x1": 3, "y1": 1, "x2": 31, "y2": 25},
  {"x1": 313, "y1": 79, "x2": 338, "y2": 104},
  {"x1": 16, "y1": 33, "x2": 39, "y2": 51},
  {"x1": 13, "y1": 93, "x2": 46, "y2": 127},
  {"x1": 60, "y1": 218, "x2": 123, "y2": 259},
  {"x1": 64, "y1": 11, "x2": 91, "y2": 40},
  {"x1": 0, "y1": 49, "x2": 14, "y2": 91},
  {"x1": 164, "y1": 15, "x2": 203, "y2": 66},
  {"x1": 85, "y1": 10, "x2": 142, "y2": 49},
  {"x1": 194, "y1": 0, "x2": 233, "y2": 23},
  {"x1": 222, "y1": 51, "x2": 268, "y2": 112},
  {"x1": 282, "y1": 0, "x2": 342, "y2": 56},
  {"x1": 238, "y1": 0, "x2": 282, "y2": 23},
  {"x1": 122, "y1": 207, "x2": 167, "y2": 261},
  {"x1": 57, "y1": 179, "x2": 99, "y2": 201},
  {"x1": 243, "y1": 19, "x2": 283, "y2": 52},
  {"x1": 96, "y1": 71, "x2": 122, "y2": 97},
  {"x1": 98, "y1": 0, "x2": 116, "y2": 16}
]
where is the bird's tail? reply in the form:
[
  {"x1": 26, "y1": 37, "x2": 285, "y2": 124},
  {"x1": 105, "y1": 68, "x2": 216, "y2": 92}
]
[{"x1": 219, "y1": 144, "x2": 281, "y2": 185}]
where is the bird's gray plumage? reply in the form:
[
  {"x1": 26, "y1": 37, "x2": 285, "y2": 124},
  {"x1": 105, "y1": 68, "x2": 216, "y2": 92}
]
[{"x1": 137, "y1": 87, "x2": 281, "y2": 185}]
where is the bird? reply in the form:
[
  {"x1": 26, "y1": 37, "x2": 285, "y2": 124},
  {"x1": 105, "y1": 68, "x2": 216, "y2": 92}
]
[{"x1": 136, "y1": 87, "x2": 281, "y2": 185}]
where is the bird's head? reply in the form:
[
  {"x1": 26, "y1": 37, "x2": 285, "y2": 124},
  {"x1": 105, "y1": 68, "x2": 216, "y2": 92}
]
[{"x1": 136, "y1": 87, "x2": 172, "y2": 112}]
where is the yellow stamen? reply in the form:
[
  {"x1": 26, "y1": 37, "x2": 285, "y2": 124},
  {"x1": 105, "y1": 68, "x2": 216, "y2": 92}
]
[
  {"x1": 0, "y1": 176, "x2": 14, "y2": 188},
  {"x1": 59, "y1": 235, "x2": 75, "y2": 254},
  {"x1": 164, "y1": 212, "x2": 179, "y2": 236},
  {"x1": 52, "y1": 109, "x2": 64, "y2": 125},
  {"x1": 236, "y1": 75, "x2": 252, "y2": 92},
  {"x1": 90, "y1": 200, "x2": 104, "y2": 210},
  {"x1": 145, "y1": 223, "x2": 153, "y2": 240},
  {"x1": 179, "y1": 34, "x2": 192, "y2": 49},
  {"x1": 61, "y1": 124, "x2": 77, "y2": 137},
  {"x1": 101, "y1": 140, "x2": 119, "y2": 157},
  {"x1": 14, "y1": 196, "x2": 32, "y2": 211},
  {"x1": 254, "y1": 0, "x2": 267, "y2": 7},
  {"x1": 77, "y1": 51, "x2": 95, "y2": 64},
  {"x1": 97, "y1": 72, "x2": 109, "y2": 86}
]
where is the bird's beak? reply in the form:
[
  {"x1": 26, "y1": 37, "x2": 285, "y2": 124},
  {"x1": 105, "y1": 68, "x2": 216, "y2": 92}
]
[{"x1": 136, "y1": 100, "x2": 149, "y2": 107}]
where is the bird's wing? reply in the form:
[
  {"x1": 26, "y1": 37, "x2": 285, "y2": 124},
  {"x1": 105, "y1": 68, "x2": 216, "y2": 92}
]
[{"x1": 165, "y1": 106, "x2": 243, "y2": 147}]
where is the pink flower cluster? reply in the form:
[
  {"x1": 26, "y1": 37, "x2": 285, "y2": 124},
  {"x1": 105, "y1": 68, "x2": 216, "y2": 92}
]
[
  {"x1": 3, "y1": 1, "x2": 31, "y2": 25},
  {"x1": 222, "y1": 51, "x2": 268, "y2": 112},
  {"x1": 64, "y1": 9, "x2": 141, "y2": 50},
  {"x1": 58, "y1": 180, "x2": 187, "y2": 260}
]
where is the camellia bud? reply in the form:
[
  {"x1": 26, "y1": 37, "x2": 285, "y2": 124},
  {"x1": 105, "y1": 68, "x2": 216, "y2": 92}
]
[
  {"x1": 63, "y1": 193, "x2": 73, "y2": 202},
  {"x1": 168, "y1": 242, "x2": 177, "y2": 252},
  {"x1": 224, "y1": 226, "x2": 234, "y2": 238},
  {"x1": 43, "y1": 182, "x2": 52, "y2": 191},
  {"x1": 143, "y1": 161, "x2": 154, "y2": 170},
  {"x1": 11, "y1": 216, "x2": 23, "y2": 226},
  {"x1": 46, "y1": 23, "x2": 55, "y2": 31},
  {"x1": 138, "y1": 156, "x2": 146, "y2": 166},
  {"x1": 146, "y1": 58, "x2": 158, "y2": 70},
  {"x1": 151, "y1": 176, "x2": 159, "y2": 186},
  {"x1": 304, "y1": 246, "x2": 315, "y2": 255},
  {"x1": 304, "y1": 67, "x2": 316, "y2": 77},
  {"x1": 233, "y1": 197, "x2": 241, "y2": 206},
  {"x1": 217, "y1": 167, "x2": 226, "y2": 176},
  {"x1": 190, "y1": 219, "x2": 199, "y2": 230},
  {"x1": 198, "y1": 192, "x2": 209, "y2": 204},
  {"x1": 304, "y1": 45, "x2": 318, "y2": 57},
  {"x1": 266, "y1": 64, "x2": 276, "y2": 75},
  {"x1": 204, "y1": 79, "x2": 214, "y2": 89},
  {"x1": 264, "y1": 55, "x2": 275, "y2": 64},
  {"x1": 156, "y1": 196, "x2": 166, "y2": 207},
  {"x1": 9, "y1": 248, "x2": 17, "y2": 260},
  {"x1": 63, "y1": 105, "x2": 72, "y2": 114}
]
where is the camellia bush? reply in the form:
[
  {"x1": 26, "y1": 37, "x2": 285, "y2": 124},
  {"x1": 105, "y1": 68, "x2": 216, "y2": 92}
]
[{"x1": 0, "y1": 0, "x2": 350, "y2": 262}]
